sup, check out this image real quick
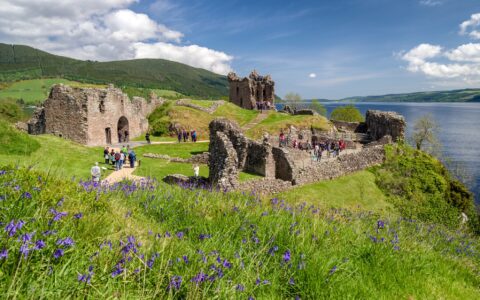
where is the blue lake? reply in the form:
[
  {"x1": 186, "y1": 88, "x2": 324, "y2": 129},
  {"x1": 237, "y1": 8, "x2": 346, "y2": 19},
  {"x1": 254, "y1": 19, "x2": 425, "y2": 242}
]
[{"x1": 278, "y1": 102, "x2": 480, "y2": 203}]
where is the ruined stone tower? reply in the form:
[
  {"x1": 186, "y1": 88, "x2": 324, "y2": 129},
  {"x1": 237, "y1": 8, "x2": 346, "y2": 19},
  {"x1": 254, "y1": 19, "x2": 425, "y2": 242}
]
[
  {"x1": 28, "y1": 84, "x2": 163, "y2": 146},
  {"x1": 227, "y1": 70, "x2": 275, "y2": 110}
]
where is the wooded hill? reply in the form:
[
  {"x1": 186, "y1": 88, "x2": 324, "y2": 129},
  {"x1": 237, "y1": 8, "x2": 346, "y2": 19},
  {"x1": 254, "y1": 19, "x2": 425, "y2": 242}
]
[
  {"x1": 340, "y1": 89, "x2": 480, "y2": 102},
  {"x1": 0, "y1": 43, "x2": 228, "y2": 99}
]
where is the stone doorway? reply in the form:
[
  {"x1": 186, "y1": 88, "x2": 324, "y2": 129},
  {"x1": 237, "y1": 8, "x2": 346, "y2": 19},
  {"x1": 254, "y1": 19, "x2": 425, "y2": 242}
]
[
  {"x1": 105, "y1": 127, "x2": 112, "y2": 144},
  {"x1": 117, "y1": 116, "x2": 129, "y2": 143}
]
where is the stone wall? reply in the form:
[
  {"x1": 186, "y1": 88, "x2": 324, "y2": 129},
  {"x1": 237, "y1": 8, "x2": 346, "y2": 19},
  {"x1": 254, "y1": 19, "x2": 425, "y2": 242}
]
[
  {"x1": 228, "y1": 71, "x2": 275, "y2": 110},
  {"x1": 366, "y1": 110, "x2": 406, "y2": 142},
  {"x1": 28, "y1": 84, "x2": 163, "y2": 146},
  {"x1": 245, "y1": 141, "x2": 275, "y2": 178}
]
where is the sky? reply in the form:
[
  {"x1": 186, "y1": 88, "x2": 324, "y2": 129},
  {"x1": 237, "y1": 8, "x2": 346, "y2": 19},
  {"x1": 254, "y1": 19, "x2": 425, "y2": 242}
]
[{"x1": 1, "y1": 0, "x2": 480, "y2": 99}]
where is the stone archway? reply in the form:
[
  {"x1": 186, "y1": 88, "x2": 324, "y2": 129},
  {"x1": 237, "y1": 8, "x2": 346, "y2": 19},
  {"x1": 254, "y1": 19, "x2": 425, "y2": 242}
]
[{"x1": 117, "y1": 116, "x2": 129, "y2": 143}]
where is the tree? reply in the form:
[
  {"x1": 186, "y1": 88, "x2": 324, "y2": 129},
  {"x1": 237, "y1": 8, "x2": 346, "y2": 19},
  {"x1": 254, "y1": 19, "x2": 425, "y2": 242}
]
[
  {"x1": 284, "y1": 92, "x2": 302, "y2": 107},
  {"x1": 309, "y1": 99, "x2": 327, "y2": 116},
  {"x1": 412, "y1": 114, "x2": 439, "y2": 152},
  {"x1": 330, "y1": 104, "x2": 363, "y2": 122}
]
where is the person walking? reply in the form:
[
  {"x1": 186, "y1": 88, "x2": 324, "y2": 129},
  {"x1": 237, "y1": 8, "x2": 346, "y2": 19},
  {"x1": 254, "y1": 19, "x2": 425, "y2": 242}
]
[
  {"x1": 145, "y1": 132, "x2": 151, "y2": 144},
  {"x1": 119, "y1": 151, "x2": 125, "y2": 170},
  {"x1": 128, "y1": 150, "x2": 136, "y2": 168},
  {"x1": 103, "y1": 147, "x2": 110, "y2": 164},
  {"x1": 91, "y1": 162, "x2": 101, "y2": 183},
  {"x1": 114, "y1": 151, "x2": 121, "y2": 171},
  {"x1": 177, "y1": 130, "x2": 182, "y2": 143},
  {"x1": 110, "y1": 149, "x2": 115, "y2": 165},
  {"x1": 192, "y1": 130, "x2": 197, "y2": 142}
]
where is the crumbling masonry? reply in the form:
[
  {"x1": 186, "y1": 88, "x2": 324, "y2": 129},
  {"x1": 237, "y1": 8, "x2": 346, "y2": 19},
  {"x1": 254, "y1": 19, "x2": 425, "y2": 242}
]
[
  {"x1": 227, "y1": 70, "x2": 275, "y2": 110},
  {"x1": 28, "y1": 84, "x2": 163, "y2": 146}
]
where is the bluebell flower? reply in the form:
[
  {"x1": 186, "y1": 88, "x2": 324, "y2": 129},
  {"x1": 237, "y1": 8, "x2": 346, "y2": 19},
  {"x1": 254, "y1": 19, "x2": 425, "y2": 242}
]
[
  {"x1": 329, "y1": 265, "x2": 337, "y2": 275},
  {"x1": 53, "y1": 249, "x2": 64, "y2": 259},
  {"x1": 19, "y1": 232, "x2": 35, "y2": 243},
  {"x1": 169, "y1": 275, "x2": 182, "y2": 290},
  {"x1": 377, "y1": 220, "x2": 385, "y2": 229},
  {"x1": 191, "y1": 272, "x2": 207, "y2": 284},
  {"x1": 182, "y1": 255, "x2": 189, "y2": 264},
  {"x1": 176, "y1": 231, "x2": 184, "y2": 239},
  {"x1": 236, "y1": 283, "x2": 245, "y2": 291},
  {"x1": 111, "y1": 266, "x2": 124, "y2": 277},
  {"x1": 283, "y1": 250, "x2": 291, "y2": 263},
  {"x1": 74, "y1": 212, "x2": 83, "y2": 219},
  {"x1": 57, "y1": 237, "x2": 74, "y2": 247},
  {"x1": 34, "y1": 240, "x2": 46, "y2": 250},
  {"x1": 22, "y1": 192, "x2": 32, "y2": 199},
  {"x1": 289, "y1": 277, "x2": 295, "y2": 285},
  {"x1": 0, "y1": 248, "x2": 8, "y2": 259}
]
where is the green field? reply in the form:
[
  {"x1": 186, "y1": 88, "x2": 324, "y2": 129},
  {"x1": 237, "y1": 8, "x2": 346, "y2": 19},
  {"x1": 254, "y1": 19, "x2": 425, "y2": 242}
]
[{"x1": 0, "y1": 78, "x2": 105, "y2": 105}]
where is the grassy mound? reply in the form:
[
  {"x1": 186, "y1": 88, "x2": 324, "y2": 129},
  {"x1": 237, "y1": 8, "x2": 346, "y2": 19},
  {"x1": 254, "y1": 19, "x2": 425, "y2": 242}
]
[
  {"x1": 0, "y1": 120, "x2": 40, "y2": 155},
  {"x1": 0, "y1": 99, "x2": 24, "y2": 122},
  {"x1": 246, "y1": 111, "x2": 331, "y2": 139},
  {"x1": 373, "y1": 143, "x2": 478, "y2": 231},
  {"x1": 1, "y1": 166, "x2": 480, "y2": 298}
]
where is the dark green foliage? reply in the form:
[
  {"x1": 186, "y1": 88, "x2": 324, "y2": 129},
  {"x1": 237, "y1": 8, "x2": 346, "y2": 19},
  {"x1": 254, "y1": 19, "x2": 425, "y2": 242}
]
[
  {"x1": 148, "y1": 102, "x2": 173, "y2": 136},
  {"x1": 0, "y1": 99, "x2": 24, "y2": 122},
  {"x1": 330, "y1": 104, "x2": 364, "y2": 122},
  {"x1": 0, "y1": 119, "x2": 40, "y2": 155},
  {"x1": 0, "y1": 43, "x2": 228, "y2": 98},
  {"x1": 373, "y1": 143, "x2": 478, "y2": 232}
]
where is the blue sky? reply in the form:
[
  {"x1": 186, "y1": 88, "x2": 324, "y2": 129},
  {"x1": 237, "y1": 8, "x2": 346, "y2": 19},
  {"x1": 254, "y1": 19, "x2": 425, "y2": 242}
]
[{"x1": 1, "y1": 0, "x2": 480, "y2": 98}]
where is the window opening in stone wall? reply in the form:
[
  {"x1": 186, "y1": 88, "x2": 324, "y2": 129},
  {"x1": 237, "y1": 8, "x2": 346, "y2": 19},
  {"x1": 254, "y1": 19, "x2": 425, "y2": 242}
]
[
  {"x1": 236, "y1": 86, "x2": 239, "y2": 96},
  {"x1": 105, "y1": 127, "x2": 112, "y2": 144}
]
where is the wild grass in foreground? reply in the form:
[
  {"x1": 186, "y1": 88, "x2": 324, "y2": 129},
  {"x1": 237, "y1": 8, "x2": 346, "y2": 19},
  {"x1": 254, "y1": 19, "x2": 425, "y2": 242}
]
[{"x1": 1, "y1": 166, "x2": 480, "y2": 299}]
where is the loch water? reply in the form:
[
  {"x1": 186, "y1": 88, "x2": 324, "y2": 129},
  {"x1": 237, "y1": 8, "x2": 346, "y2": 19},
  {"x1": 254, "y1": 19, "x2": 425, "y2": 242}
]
[{"x1": 278, "y1": 102, "x2": 480, "y2": 203}]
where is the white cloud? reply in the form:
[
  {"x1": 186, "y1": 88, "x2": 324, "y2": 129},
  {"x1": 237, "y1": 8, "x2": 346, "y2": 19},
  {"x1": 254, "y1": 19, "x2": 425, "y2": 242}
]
[
  {"x1": 0, "y1": 0, "x2": 232, "y2": 74},
  {"x1": 460, "y1": 13, "x2": 480, "y2": 39},
  {"x1": 309, "y1": 73, "x2": 317, "y2": 78},
  {"x1": 419, "y1": 0, "x2": 443, "y2": 7},
  {"x1": 134, "y1": 42, "x2": 233, "y2": 75},
  {"x1": 401, "y1": 15, "x2": 480, "y2": 82}
]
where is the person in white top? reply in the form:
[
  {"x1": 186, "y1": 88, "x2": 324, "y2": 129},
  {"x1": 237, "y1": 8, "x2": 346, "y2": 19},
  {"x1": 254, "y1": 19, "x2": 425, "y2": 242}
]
[
  {"x1": 193, "y1": 164, "x2": 200, "y2": 177},
  {"x1": 120, "y1": 152, "x2": 125, "y2": 170},
  {"x1": 91, "y1": 162, "x2": 101, "y2": 183}
]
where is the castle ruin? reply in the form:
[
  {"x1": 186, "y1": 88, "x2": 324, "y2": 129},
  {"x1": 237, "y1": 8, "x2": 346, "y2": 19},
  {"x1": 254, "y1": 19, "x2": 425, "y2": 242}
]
[
  {"x1": 227, "y1": 70, "x2": 275, "y2": 110},
  {"x1": 28, "y1": 84, "x2": 163, "y2": 146}
]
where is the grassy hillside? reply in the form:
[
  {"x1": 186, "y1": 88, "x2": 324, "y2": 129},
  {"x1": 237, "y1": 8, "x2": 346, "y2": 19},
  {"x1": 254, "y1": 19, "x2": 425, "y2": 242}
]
[
  {"x1": 0, "y1": 43, "x2": 228, "y2": 98},
  {"x1": 340, "y1": 88, "x2": 480, "y2": 102},
  {"x1": 2, "y1": 165, "x2": 480, "y2": 298}
]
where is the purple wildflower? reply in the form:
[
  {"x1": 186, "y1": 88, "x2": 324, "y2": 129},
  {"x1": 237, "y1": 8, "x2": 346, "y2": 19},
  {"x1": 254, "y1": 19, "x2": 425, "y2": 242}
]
[
  {"x1": 191, "y1": 272, "x2": 207, "y2": 284},
  {"x1": 283, "y1": 250, "x2": 291, "y2": 263},
  {"x1": 34, "y1": 240, "x2": 46, "y2": 250},
  {"x1": 53, "y1": 249, "x2": 64, "y2": 259},
  {"x1": 19, "y1": 244, "x2": 30, "y2": 258},
  {"x1": 199, "y1": 234, "x2": 211, "y2": 240},
  {"x1": 169, "y1": 275, "x2": 182, "y2": 290},
  {"x1": 78, "y1": 273, "x2": 92, "y2": 284},
  {"x1": 49, "y1": 209, "x2": 67, "y2": 222},
  {"x1": 43, "y1": 230, "x2": 57, "y2": 236},
  {"x1": 19, "y1": 232, "x2": 35, "y2": 243},
  {"x1": 22, "y1": 192, "x2": 32, "y2": 199},
  {"x1": 289, "y1": 277, "x2": 295, "y2": 285},
  {"x1": 176, "y1": 231, "x2": 184, "y2": 239},
  {"x1": 329, "y1": 265, "x2": 337, "y2": 275},
  {"x1": 236, "y1": 284, "x2": 245, "y2": 291},
  {"x1": 182, "y1": 255, "x2": 189, "y2": 264},
  {"x1": 222, "y1": 259, "x2": 232, "y2": 269},
  {"x1": 111, "y1": 266, "x2": 124, "y2": 277},
  {"x1": 57, "y1": 237, "x2": 75, "y2": 247},
  {"x1": 5, "y1": 219, "x2": 24, "y2": 237},
  {"x1": 377, "y1": 220, "x2": 385, "y2": 229},
  {"x1": 0, "y1": 248, "x2": 8, "y2": 259},
  {"x1": 74, "y1": 212, "x2": 83, "y2": 219},
  {"x1": 56, "y1": 198, "x2": 64, "y2": 206}
]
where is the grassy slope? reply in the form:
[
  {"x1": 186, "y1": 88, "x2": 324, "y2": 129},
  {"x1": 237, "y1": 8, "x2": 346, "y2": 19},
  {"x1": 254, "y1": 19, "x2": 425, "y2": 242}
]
[
  {"x1": 0, "y1": 43, "x2": 228, "y2": 98},
  {"x1": 1, "y1": 166, "x2": 480, "y2": 298},
  {"x1": 246, "y1": 111, "x2": 331, "y2": 139},
  {"x1": 275, "y1": 170, "x2": 392, "y2": 212},
  {"x1": 0, "y1": 135, "x2": 109, "y2": 180},
  {"x1": 0, "y1": 78, "x2": 105, "y2": 105}
]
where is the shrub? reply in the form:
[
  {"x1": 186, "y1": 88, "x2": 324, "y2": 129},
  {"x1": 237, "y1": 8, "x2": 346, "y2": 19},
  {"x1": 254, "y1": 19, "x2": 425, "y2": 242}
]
[
  {"x1": 0, "y1": 99, "x2": 24, "y2": 122},
  {"x1": 330, "y1": 104, "x2": 364, "y2": 122},
  {"x1": 148, "y1": 101, "x2": 173, "y2": 136}
]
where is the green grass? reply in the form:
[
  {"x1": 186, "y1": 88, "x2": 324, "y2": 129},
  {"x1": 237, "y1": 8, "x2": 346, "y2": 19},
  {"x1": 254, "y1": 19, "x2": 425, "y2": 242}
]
[
  {"x1": 0, "y1": 134, "x2": 110, "y2": 180},
  {"x1": 0, "y1": 120, "x2": 40, "y2": 155},
  {"x1": 134, "y1": 158, "x2": 209, "y2": 179},
  {"x1": 275, "y1": 170, "x2": 393, "y2": 212},
  {"x1": 187, "y1": 99, "x2": 217, "y2": 108},
  {"x1": 132, "y1": 135, "x2": 177, "y2": 142},
  {"x1": 0, "y1": 78, "x2": 105, "y2": 105},
  {"x1": 1, "y1": 166, "x2": 480, "y2": 298},
  {"x1": 135, "y1": 142, "x2": 209, "y2": 159},
  {"x1": 246, "y1": 111, "x2": 332, "y2": 139}
]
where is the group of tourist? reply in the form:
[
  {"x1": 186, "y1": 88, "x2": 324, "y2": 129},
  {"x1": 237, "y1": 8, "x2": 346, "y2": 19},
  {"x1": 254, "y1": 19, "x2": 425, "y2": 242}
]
[
  {"x1": 177, "y1": 129, "x2": 198, "y2": 143},
  {"x1": 278, "y1": 131, "x2": 347, "y2": 161},
  {"x1": 103, "y1": 145, "x2": 137, "y2": 171}
]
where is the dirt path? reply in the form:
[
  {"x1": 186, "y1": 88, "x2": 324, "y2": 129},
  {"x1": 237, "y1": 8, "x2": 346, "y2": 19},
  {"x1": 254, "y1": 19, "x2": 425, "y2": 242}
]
[
  {"x1": 241, "y1": 112, "x2": 269, "y2": 131},
  {"x1": 102, "y1": 166, "x2": 144, "y2": 184}
]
